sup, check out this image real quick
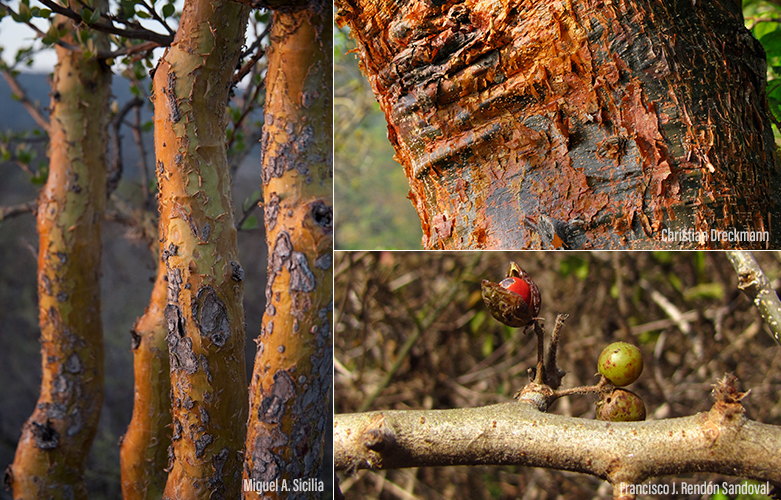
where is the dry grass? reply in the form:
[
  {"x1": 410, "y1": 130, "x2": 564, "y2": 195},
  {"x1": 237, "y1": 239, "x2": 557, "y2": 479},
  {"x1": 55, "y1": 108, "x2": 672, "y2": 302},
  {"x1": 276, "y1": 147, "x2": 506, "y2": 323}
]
[{"x1": 334, "y1": 251, "x2": 781, "y2": 500}]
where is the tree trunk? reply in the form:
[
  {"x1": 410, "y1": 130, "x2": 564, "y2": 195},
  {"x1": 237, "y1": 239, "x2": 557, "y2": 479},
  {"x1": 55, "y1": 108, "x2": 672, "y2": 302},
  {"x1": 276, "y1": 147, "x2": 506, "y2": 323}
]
[
  {"x1": 336, "y1": 0, "x2": 781, "y2": 249},
  {"x1": 5, "y1": 4, "x2": 111, "y2": 498},
  {"x1": 151, "y1": 1, "x2": 250, "y2": 498},
  {"x1": 119, "y1": 253, "x2": 171, "y2": 500},
  {"x1": 243, "y1": 1, "x2": 333, "y2": 498}
]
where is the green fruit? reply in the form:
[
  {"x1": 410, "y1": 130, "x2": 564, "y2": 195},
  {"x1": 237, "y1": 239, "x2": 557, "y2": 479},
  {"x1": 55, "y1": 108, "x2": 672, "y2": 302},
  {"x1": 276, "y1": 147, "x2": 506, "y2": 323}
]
[
  {"x1": 596, "y1": 389, "x2": 646, "y2": 422},
  {"x1": 598, "y1": 341, "x2": 643, "y2": 386}
]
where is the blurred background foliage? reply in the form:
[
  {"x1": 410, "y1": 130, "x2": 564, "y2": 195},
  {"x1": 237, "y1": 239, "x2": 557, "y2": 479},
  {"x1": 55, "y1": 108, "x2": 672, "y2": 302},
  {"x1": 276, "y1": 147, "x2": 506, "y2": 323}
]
[
  {"x1": 334, "y1": 26, "x2": 422, "y2": 250},
  {"x1": 745, "y1": 0, "x2": 781, "y2": 140},
  {"x1": 335, "y1": 2, "x2": 781, "y2": 249},
  {"x1": 334, "y1": 251, "x2": 781, "y2": 499}
]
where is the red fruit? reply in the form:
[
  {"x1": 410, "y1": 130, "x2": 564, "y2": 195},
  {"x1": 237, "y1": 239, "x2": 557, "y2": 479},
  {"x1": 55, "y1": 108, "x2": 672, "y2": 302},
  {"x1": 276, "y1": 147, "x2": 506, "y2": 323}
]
[
  {"x1": 500, "y1": 277, "x2": 532, "y2": 305},
  {"x1": 481, "y1": 263, "x2": 541, "y2": 328}
]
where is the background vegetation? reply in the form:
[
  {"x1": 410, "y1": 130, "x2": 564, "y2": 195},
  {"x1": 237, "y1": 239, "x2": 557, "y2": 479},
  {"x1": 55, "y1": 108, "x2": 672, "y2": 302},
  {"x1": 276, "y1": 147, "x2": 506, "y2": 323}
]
[
  {"x1": 334, "y1": 251, "x2": 781, "y2": 499},
  {"x1": 335, "y1": 1, "x2": 781, "y2": 249}
]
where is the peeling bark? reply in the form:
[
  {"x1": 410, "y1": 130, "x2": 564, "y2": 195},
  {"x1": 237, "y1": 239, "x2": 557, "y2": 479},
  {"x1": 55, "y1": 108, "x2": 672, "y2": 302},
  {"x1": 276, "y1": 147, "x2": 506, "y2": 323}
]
[
  {"x1": 244, "y1": 1, "x2": 333, "y2": 498},
  {"x1": 152, "y1": 1, "x2": 250, "y2": 498},
  {"x1": 120, "y1": 254, "x2": 172, "y2": 500},
  {"x1": 336, "y1": 0, "x2": 781, "y2": 249},
  {"x1": 6, "y1": 3, "x2": 111, "y2": 498}
]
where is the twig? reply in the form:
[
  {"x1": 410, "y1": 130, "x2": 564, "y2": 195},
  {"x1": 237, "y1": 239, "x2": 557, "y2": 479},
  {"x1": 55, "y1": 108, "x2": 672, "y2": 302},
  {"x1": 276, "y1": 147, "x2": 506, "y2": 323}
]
[
  {"x1": 640, "y1": 279, "x2": 691, "y2": 335},
  {"x1": 130, "y1": 105, "x2": 152, "y2": 205},
  {"x1": 544, "y1": 313, "x2": 568, "y2": 388},
  {"x1": 1, "y1": 200, "x2": 36, "y2": 221},
  {"x1": 0, "y1": 2, "x2": 165, "y2": 59},
  {"x1": 108, "y1": 97, "x2": 144, "y2": 196},
  {"x1": 37, "y1": 0, "x2": 174, "y2": 46},
  {"x1": 232, "y1": 26, "x2": 270, "y2": 84},
  {"x1": 532, "y1": 320, "x2": 545, "y2": 384},
  {"x1": 235, "y1": 194, "x2": 263, "y2": 230},
  {"x1": 1, "y1": 69, "x2": 49, "y2": 132},
  {"x1": 726, "y1": 251, "x2": 781, "y2": 347}
]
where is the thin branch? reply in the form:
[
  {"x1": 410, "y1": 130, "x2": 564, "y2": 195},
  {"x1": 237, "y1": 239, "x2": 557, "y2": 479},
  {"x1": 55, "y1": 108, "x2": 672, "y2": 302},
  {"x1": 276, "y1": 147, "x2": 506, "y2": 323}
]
[
  {"x1": 1, "y1": 69, "x2": 49, "y2": 132},
  {"x1": 1, "y1": 200, "x2": 36, "y2": 221},
  {"x1": 130, "y1": 105, "x2": 151, "y2": 205},
  {"x1": 37, "y1": 0, "x2": 174, "y2": 46},
  {"x1": 334, "y1": 392, "x2": 781, "y2": 489},
  {"x1": 726, "y1": 251, "x2": 781, "y2": 347},
  {"x1": 108, "y1": 97, "x2": 144, "y2": 196},
  {"x1": 235, "y1": 194, "x2": 262, "y2": 231},
  {"x1": 232, "y1": 25, "x2": 270, "y2": 84},
  {"x1": 230, "y1": 0, "x2": 313, "y2": 11},
  {"x1": 0, "y1": 2, "x2": 83, "y2": 54},
  {"x1": 135, "y1": 0, "x2": 176, "y2": 36},
  {"x1": 747, "y1": 17, "x2": 781, "y2": 30},
  {"x1": 0, "y1": 2, "x2": 165, "y2": 59}
]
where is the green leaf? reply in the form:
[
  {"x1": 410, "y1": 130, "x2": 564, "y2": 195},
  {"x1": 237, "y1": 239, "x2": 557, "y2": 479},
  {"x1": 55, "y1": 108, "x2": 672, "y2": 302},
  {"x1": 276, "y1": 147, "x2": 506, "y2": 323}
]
[
  {"x1": 481, "y1": 335, "x2": 494, "y2": 358},
  {"x1": 135, "y1": 10, "x2": 150, "y2": 19},
  {"x1": 38, "y1": 8, "x2": 51, "y2": 18},
  {"x1": 241, "y1": 215, "x2": 258, "y2": 230},
  {"x1": 162, "y1": 3, "x2": 175, "y2": 18},
  {"x1": 89, "y1": 8, "x2": 101, "y2": 24},
  {"x1": 243, "y1": 190, "x2": 261, "y2": 211},
  {"x1": 31, "y1": 164, "x2": 48, "y2": 185},
  {"x1": 142, "y1": 121, "x2": 154, "y2": 132}
]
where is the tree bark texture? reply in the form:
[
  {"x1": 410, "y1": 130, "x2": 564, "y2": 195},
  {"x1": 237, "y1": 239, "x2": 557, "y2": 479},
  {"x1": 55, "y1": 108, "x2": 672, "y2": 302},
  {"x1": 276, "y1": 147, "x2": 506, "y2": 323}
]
[
  {"x1": 5, "y1": 5, "x2": 111, "y2": 499},
  {"x1": 336, "y1": 0, "x2": 781, "y2": 249},
  {"x1": 244, "y1": 1, "x2": 333, "y2": 498},
  {"x1": 152, "y1": 1, "x2": 250, "y2": 498},
  {"x1": 119, "y1": 255, "x2": 172, "y2": 500},
  {"x1": 334, "y1": 401, "x2": 781, "y2": 486}
]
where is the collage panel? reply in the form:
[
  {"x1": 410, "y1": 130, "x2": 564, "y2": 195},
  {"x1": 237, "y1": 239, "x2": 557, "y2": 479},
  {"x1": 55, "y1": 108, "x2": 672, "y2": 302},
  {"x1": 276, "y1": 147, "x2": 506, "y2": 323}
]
[
  {"x1": 335, "y1": 1, "x2": 781, "y2": 250},
  {"x1": 333, "y1": 251, "x2": 781, "y2": 499},
  {"x1": 0, "y1": 1, "x2": 333, "y2": 499}
]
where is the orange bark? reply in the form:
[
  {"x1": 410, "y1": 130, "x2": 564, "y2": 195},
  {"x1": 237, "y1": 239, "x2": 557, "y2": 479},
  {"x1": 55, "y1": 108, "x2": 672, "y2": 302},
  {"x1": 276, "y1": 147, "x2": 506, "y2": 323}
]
[
  {"x1": 336, "y1": 0, "x2": 780, "y2": 249},
  {"x1": 5, "y1": 5, "x2": 111, "y2": 499},
  {"x1": 152, "y1": 1, "x2": 250, "y2": 498},
  {"x1": 119, "y1": 254, "x2": 171, "y2": 500},
  {"x1": 243, "y1": 2, "x2": 333, "y2": 498}
]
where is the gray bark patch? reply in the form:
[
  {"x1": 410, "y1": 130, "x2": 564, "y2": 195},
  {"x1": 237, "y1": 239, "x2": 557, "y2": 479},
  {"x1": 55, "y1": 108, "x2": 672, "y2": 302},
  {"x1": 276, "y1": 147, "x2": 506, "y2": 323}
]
[
  {"x1": 258, "y1": 370, "x2": 295, "y2": 424},
  {"x1": 208, "y1": 447, "x2": 229, "y2": 493},
  {"x1": 270, "y1": 232, "x2": 292, "y2": 273},
  {"x1": 166, "y1": 72, "x2": 181, "y2": 123},
  {"x1": 264, "y1": 192, "x2": 280, "y2": 231},
  {"x1": 32, "y1": 420, "x2": 59, "y2": 450},
  {"x1": 230, "y1": 261, "x2": 244, "y2": 282},
  {"x1": 192, "y1": 286, "x2": 230, "y2": 348},
  {"x1": 166, "y1": 266, "x2": 182, "y2": 304},
  {"x1": 200, "y1": 354, "x2": 213, "y2": 383},
  {"x1": 250, "y1": 433, "x2": 284, "y2": 482},
  {"x1": 165, "y1": 304, "x2": 198, "y2": 374},
  {"x1": 201, "y1": 223, "x2": 212, "y2": 242},
  {"x1": 310, "y1": 200, "x2": 333, "y2": 231},
  {"x1": 130, "y1": 329, "x2": 141, "y2": 350},
  {"x1": 194, "y1": 433, "x2": 213, "y2": 458},
  {"x1": 64, "y1": 353, "x2": 82, "y2": 374},
  {"x1": 315, "y1": 252, "x2": 332, "y2": 270},
  {"x1": 289, "y1": 252, "x2": 316, "y2": 292}
]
